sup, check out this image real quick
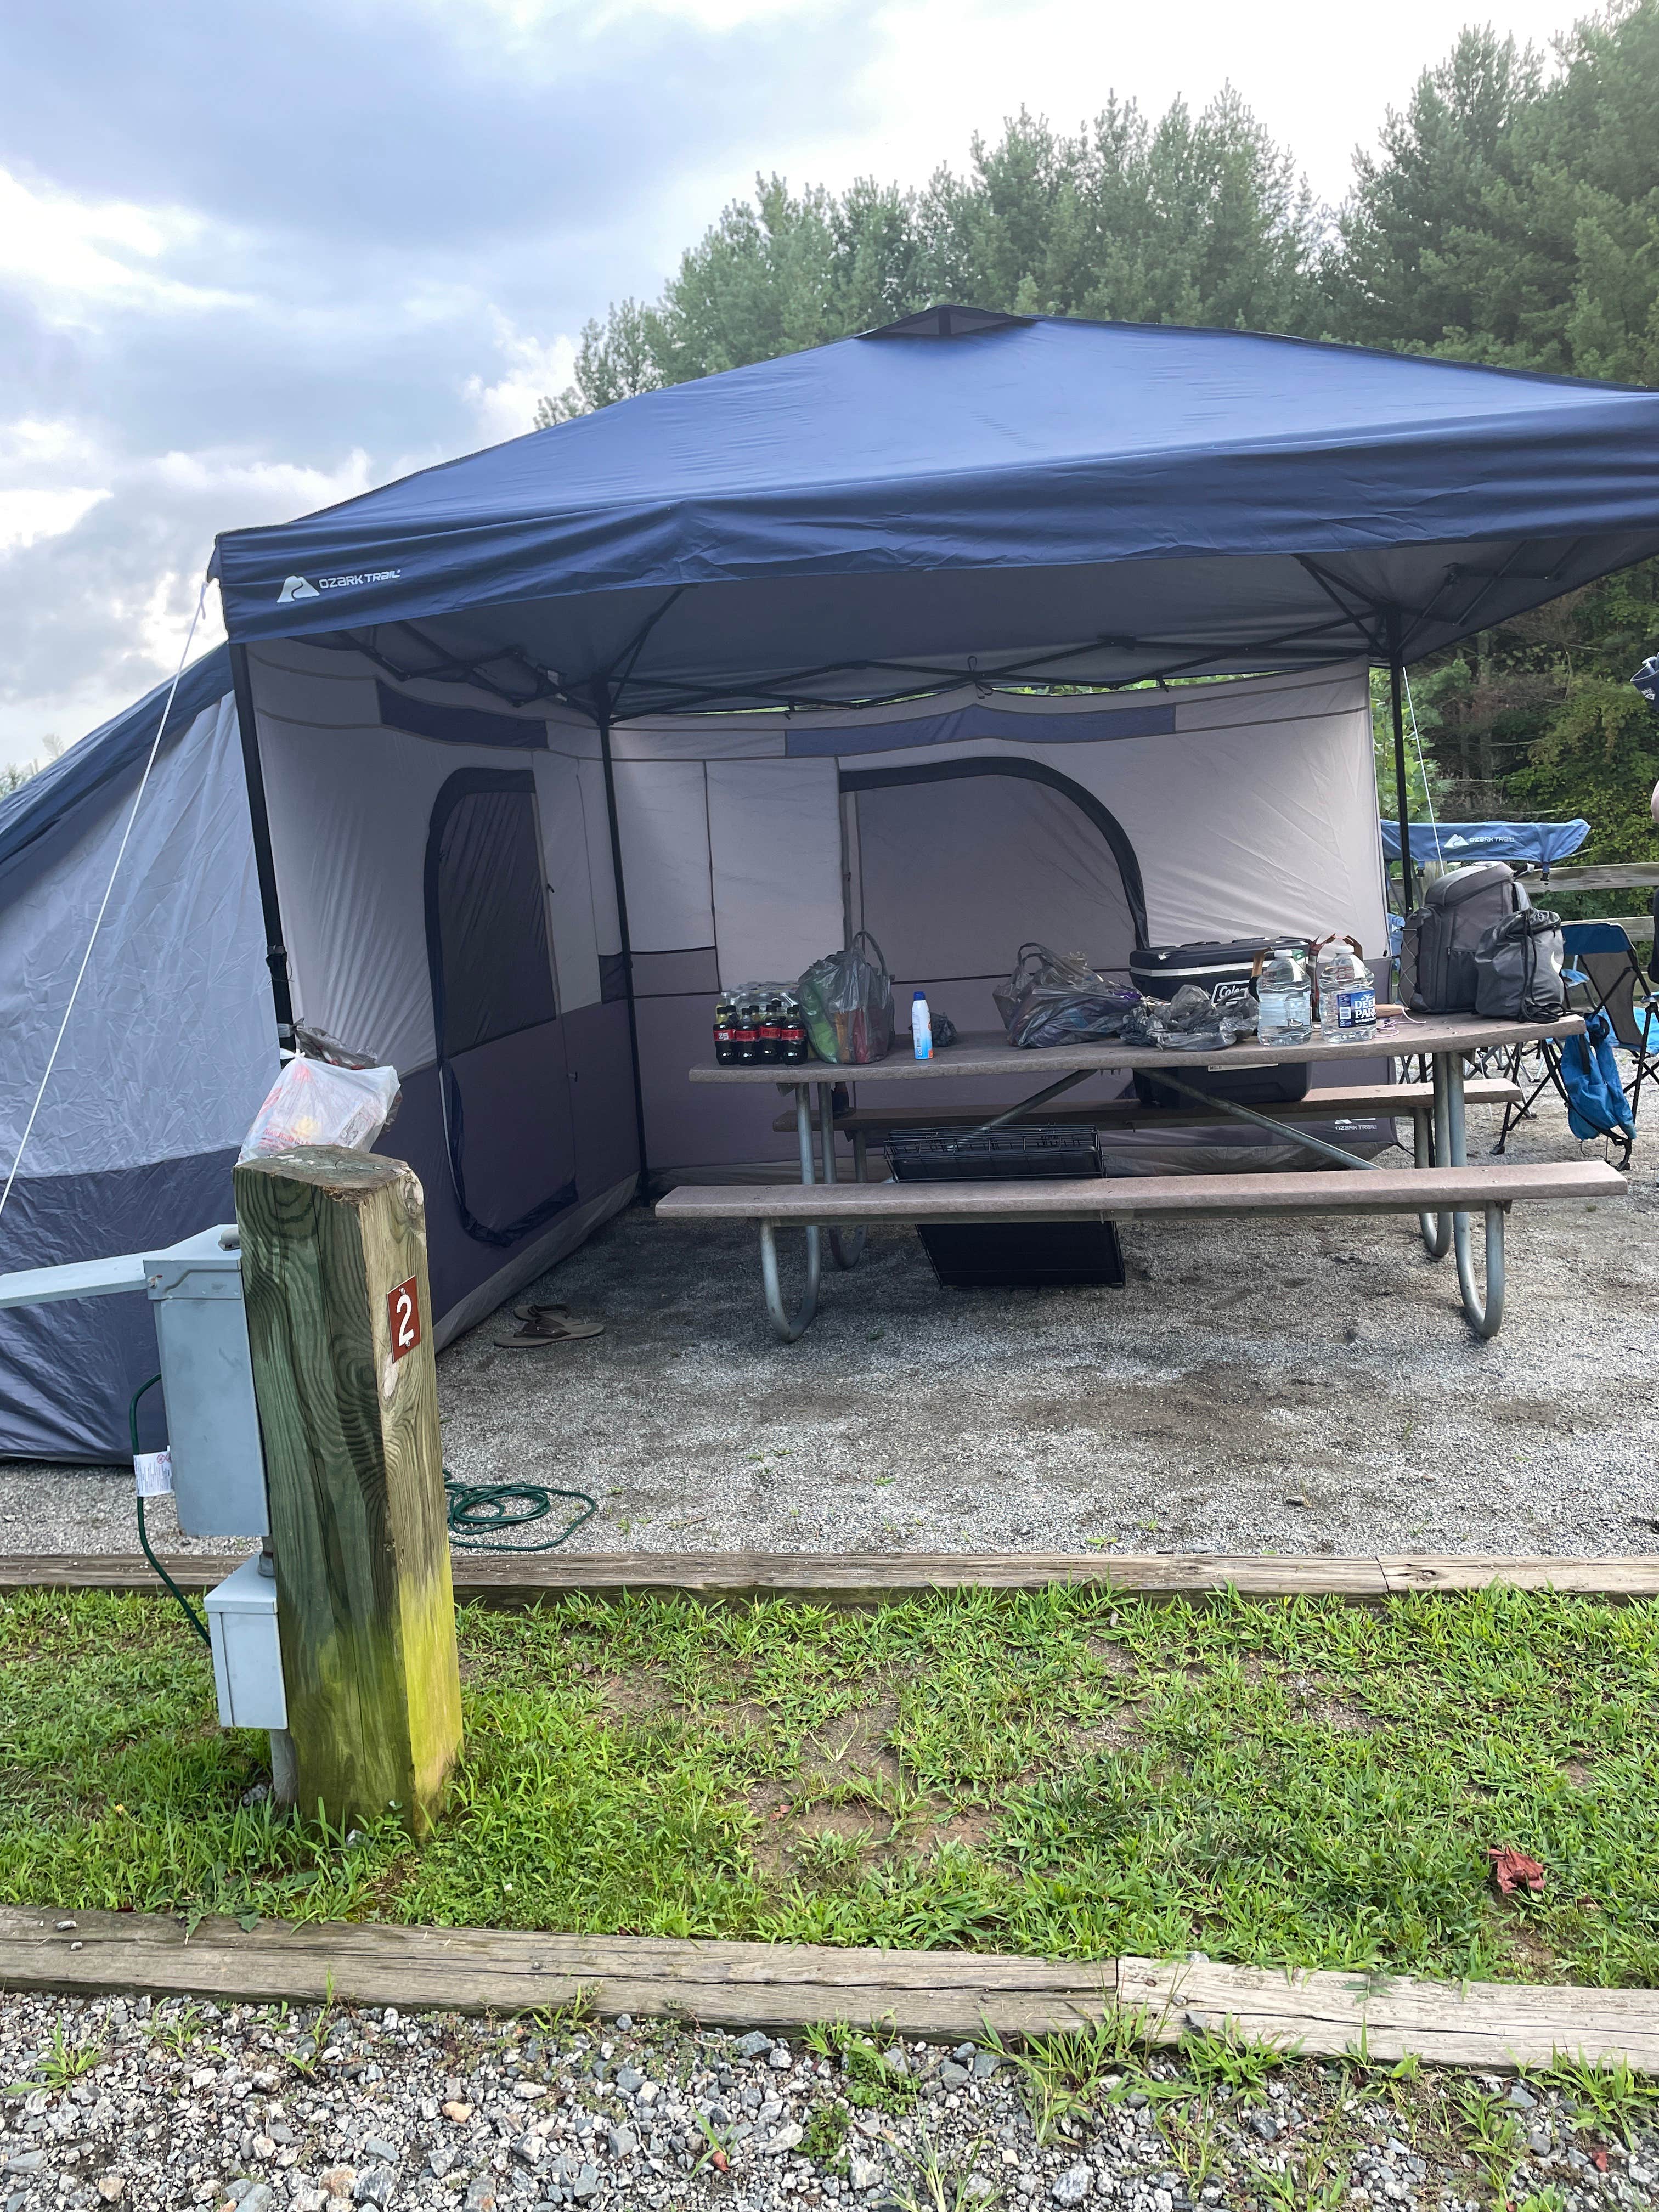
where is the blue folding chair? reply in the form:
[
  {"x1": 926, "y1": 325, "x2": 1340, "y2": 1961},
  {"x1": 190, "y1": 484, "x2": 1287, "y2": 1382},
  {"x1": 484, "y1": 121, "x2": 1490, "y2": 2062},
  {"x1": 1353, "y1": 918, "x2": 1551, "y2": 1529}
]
[{"x1": 1496, "y1": 917, "x2": 1654, "y2": 1162}]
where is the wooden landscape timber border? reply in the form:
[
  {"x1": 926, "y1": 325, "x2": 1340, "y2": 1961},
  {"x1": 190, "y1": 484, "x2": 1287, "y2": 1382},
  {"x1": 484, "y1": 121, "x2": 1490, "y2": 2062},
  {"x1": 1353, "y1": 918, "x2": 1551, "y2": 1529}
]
[
  {"x1": 1, "y1": 1909, "x2": 1656, "y2": 2072},
  {"x1": 4, "y1": 1550, "x2": 1658, "y2": 1607}
]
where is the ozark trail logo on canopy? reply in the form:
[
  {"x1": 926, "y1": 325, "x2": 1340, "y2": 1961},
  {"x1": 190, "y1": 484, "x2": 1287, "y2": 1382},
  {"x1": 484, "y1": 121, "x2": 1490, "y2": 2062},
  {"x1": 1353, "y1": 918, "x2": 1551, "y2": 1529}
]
[{"x1": 275, "y1": 567, "x2": 402, "y2": 605}]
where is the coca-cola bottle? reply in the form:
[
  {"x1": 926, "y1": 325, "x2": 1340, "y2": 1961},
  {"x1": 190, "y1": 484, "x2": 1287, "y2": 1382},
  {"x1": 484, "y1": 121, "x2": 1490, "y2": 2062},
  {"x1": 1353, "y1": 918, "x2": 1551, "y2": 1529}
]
[
  {"x1": 734, "y1": 996, "x2": 759, "y2": 1065},
  {"x1": 781, "y1": 994, "x2": 808, "y2": 1064},
  {"x1": 713, "y1": 998, "x2": 736, "y2": 1065},
  {"x1": 758, "y1": 995, "x2": 783, "y2": 1064}
]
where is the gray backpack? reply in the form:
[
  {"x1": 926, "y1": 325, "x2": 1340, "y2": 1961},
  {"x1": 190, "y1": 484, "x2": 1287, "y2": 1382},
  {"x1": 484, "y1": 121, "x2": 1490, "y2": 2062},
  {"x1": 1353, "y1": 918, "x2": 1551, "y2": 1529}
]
[
  {"x1": 1474, "y1": 909, "x2": 1565, "y2": 1022},
  {"x1": 1399, "y1": 863, "x2": 1527, "y2": 1013}
]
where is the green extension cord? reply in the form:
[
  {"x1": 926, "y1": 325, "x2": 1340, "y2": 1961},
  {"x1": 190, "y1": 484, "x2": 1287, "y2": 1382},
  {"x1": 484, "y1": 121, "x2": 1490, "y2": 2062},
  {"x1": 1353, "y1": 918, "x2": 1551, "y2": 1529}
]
[
  {"x1": 128, "y1": 1374, "x2": 212, "y2": 1647},
  {"x1": 442, "y1": 1471, "x2": 597, "y2": 1553}
]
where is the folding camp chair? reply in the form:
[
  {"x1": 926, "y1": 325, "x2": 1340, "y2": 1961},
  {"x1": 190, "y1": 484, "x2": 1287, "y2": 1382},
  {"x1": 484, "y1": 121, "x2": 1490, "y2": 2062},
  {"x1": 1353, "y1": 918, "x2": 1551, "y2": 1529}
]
[{"x1": 1495, "y1": 918, "x2": 1656, "y2": 1158}]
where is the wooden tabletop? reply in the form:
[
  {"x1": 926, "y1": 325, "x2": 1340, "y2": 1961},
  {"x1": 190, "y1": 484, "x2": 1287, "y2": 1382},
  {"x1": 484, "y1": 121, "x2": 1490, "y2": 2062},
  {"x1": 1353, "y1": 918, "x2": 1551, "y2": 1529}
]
[{"x1": 689, "y1": 1012, "x2": 1585, "y2": 1085}]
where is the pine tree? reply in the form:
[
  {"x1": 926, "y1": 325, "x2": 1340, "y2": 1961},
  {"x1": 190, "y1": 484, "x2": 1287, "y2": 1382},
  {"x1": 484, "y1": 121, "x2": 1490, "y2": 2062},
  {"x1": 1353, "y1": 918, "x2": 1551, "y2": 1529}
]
[{"x1": 540, "y1": 93, "x2": 1321, "y2": 416}]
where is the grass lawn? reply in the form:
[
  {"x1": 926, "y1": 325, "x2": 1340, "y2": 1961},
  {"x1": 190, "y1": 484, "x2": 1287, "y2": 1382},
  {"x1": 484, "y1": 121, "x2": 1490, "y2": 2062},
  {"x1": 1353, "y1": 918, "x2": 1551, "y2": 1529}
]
[{"x1": 1, "y1": 1583, "x2": 1655, "y2": 1988}]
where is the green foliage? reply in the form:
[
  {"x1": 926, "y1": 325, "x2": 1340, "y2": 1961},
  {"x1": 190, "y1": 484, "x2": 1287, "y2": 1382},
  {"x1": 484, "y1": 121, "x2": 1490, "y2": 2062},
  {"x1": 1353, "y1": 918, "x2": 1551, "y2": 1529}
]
[
  {"x1": 1331, "y1": 7, "x2": 1659, "y2": 382},
  {"x1": 1534, "y1": 2050, "x2": 1659, "y2": 2143},
  {"x1": 5, "y1": 1585, "x2": 1659, "y2": 1990},
  {"x1": 990, "y1": 2011, "x2": 1149, "y2": 2140},
  {"x1": 1325, "y1": 5, "x2": 1659, "y2": 847},
  {"x1": 540, "y1": 97, "x2": 1321, "y2": 419},
  {"x1": 1370, "y1": 668, "x2": 1453, "y2": 825},
  {"x1": 799, "y1": 2103, "x2": 850, "y2": 2165},
  {"x1": 6, "y1": 2022, "x2": 105, "y2": 2092},
  {"x1": 804, "y1": 2020, "x2": 920, "y2": 2114}
]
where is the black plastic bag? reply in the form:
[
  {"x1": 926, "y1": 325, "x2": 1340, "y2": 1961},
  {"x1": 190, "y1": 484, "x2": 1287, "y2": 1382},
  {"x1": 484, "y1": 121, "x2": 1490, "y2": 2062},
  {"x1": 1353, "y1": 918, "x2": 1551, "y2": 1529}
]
[{"x1": 994, "y1": 943, "x2": 1143, "y2": 1048}]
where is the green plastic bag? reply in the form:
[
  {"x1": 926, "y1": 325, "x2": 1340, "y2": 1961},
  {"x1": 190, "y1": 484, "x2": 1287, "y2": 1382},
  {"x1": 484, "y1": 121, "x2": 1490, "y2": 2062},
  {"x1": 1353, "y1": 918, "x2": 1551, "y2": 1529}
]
[{"x1": 796, "y1": 931, "x2": 894, "y2": 1063}]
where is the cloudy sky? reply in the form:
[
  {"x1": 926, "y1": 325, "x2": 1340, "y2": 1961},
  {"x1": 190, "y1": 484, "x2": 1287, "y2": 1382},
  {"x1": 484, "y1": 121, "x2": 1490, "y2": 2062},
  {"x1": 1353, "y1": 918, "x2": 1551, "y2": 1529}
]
[{"x1": 0, "y1": 0, "x2": 1582, "y2": 764}]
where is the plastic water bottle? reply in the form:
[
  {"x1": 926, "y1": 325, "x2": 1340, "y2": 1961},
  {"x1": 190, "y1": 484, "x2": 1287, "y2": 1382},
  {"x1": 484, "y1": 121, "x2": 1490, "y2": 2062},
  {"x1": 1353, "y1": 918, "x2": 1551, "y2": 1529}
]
[
  {"x1": 1255, "y1": 947, "x2": 1313, "y2": 1046},
  {"x1": 1316, "y1": 936, "x2": 1378, "y2": 1042},
  {"x1": 912, "y1": 989, "x2": 933, "y2": 1060}
]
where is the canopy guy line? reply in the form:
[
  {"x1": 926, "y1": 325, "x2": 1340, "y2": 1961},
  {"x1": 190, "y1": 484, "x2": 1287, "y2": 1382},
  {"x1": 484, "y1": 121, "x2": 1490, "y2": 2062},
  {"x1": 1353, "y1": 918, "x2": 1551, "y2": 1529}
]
[{"x1": 1403, "y1": 667, "x2": 1444, "y2": 872}]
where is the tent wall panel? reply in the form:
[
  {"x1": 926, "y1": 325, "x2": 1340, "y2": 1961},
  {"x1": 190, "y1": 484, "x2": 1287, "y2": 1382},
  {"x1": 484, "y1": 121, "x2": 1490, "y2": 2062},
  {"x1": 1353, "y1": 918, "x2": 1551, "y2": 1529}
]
[
  {"x1": 531, "y1": 754, "x2": 603, "y2": 1013},
  {"x1": 850, "y1": 769, "x2": 1139, "y2": 1034},
  {"x1": 706, "y1": 760, "x2": 843, "y2": 990},
  {"x1": 611, "y1": 719, "x2": 786, "y2": 762},
  {"x1": 428, "y1": 1027, "x2": 577, "y2": 1241},
  {"x1": 575, "y1": 759, "x2": 622, "y2": 959},
  {"x1": 258, "y1": 717, "x2": 448, "y2": 1069},
  {"x1": 1171, "y1": 667, "x2": 1371, "y2": 731},
  {"x1": 562, "y1": 1000, "x2": 640, "y2": 1202},
  {"x1": 612, "y1": 761, "x2": 714, "y2": 952},
  {"x1": 247, "y1": 645, "x2": 635, "y2": 1342},
  {"x1": 0, "y1": 695, "x2": 274, "y2": 1182},
  {"x1": 634, "y1": 949, "x2": 721, "y2": 996},
  {"x1": 371, "y1": 1063, "x2": 625, "y2": 1342},
  {"x1": 635, "y1": 995, "x2": 794, "y2": 1171}
]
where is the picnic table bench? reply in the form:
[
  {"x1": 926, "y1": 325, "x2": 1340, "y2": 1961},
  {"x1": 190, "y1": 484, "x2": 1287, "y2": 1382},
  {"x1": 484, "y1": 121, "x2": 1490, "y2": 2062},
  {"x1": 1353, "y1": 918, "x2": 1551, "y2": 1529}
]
[{"x1": 661, "y1": 1014, "x2": 1623, "y2": 1341}]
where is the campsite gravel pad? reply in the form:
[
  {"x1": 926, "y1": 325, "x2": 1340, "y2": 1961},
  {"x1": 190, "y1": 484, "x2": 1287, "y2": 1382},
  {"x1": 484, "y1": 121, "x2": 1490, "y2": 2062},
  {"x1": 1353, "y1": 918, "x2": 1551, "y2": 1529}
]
[
  {"x1": 4, "y1": 1097, "x2": 1654, "y2": 1565},
  {"x1": 1, "y1": 1989, "x2": 1655, "y2": 2212},
  {"x1": 430, "y1": 1096, "x2": 1659, "y2": 1562}
]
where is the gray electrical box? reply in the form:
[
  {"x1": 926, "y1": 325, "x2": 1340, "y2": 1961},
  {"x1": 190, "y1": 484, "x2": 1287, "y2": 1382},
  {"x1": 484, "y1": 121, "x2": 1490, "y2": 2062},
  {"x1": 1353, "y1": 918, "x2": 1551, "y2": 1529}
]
[
  {"x1": 143, "y1": 1226, "x2": 269, "y2": 1539},
  {"x1": 0, "y1": 1221, "x2": 269, "y2": 1542},
  {"x1": 205, "y1": 1554, "x2": 287, "y2": 1729}
]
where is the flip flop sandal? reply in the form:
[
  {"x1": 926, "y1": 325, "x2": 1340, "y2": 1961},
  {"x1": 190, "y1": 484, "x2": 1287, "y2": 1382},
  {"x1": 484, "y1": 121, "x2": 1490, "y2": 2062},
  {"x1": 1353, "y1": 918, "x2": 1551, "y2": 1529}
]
[
  {"x1": 494, "y1": 1309, "x2": 605, "y2": 1348},
  {"x1": 512, "y1": 1301, "x2": 570, "y2": 1321}
]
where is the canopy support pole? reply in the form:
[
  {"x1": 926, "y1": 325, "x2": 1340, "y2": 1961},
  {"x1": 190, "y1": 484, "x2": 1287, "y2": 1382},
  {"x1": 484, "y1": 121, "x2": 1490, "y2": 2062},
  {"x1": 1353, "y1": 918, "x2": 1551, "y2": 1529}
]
[
  {"x1": 594, "y1": 689, "x2": 652, "y2": 1201},
  {"x1": 228, "y1": 643, "x2": 296, "y2": 1051},
  {"x1": 1387, "y1": 613, "x2": 1415, "y2": 915}
]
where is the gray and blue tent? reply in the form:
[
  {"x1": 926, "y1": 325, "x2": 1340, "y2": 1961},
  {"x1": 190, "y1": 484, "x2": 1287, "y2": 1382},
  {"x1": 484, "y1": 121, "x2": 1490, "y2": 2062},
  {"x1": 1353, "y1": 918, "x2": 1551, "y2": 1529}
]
[{"x1": 9, "y1": 306, "x2": 1659, "y2": 1458}]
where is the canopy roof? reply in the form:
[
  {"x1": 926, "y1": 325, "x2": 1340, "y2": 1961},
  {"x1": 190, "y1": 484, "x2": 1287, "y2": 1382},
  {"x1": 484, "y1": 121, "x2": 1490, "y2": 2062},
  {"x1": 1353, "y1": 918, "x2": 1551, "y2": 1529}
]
[{"x1": 213, "y1": 309, "x2": 1659, "y2": 721}]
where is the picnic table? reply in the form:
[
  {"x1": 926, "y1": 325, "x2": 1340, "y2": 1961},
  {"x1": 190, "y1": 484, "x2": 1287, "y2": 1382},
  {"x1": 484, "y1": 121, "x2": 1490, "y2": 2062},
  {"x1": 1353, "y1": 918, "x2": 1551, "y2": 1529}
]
[{"x1": 661, "y1": 1013, "x2": 1624, "y2": 1341}]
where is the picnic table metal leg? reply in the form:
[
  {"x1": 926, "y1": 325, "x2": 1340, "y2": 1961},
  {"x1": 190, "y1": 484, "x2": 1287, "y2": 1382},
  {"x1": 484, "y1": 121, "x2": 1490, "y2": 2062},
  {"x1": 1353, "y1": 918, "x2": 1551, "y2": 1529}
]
[
  {"x1": 1415, "y1": 1104, "x2": 1449, "y2": 1257},
  {"x1": 760, "y1": 1087, "x2": 821, "y2": 1341},
  {"x1": 819, "y1": 1085, "x2": 866, "y2": 1270},
  {"x1": 1437, "y1": 1049, "x2": 1505, "y2": 1336}
]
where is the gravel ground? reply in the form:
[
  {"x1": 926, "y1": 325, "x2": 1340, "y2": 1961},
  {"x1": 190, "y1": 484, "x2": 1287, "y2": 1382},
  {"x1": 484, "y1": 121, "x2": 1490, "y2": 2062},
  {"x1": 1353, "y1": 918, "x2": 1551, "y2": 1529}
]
[
  {"x1": 3, "y1": 1091, "x2": 1654, "y2": 1562},
  {"x1": 433, "y1": 1090, "x2": 1659, "y2": 1561},
  {"x1": 2, "y1": 1990, "x2": 1654, "y2": 2212}
]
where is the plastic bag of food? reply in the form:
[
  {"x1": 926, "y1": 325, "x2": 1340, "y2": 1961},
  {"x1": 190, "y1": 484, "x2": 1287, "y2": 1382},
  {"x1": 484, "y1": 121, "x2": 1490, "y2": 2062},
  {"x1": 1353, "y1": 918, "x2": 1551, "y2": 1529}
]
[
  {"x1": 238, "y1": 1056, "x2": 402, "y2": 1162},
  {"x1": 994, "y1": 943, "x2": 1143, "y2": 1048},
  {"x1": 797, "y1": 932, "x2": 894, "y2": 1064}
]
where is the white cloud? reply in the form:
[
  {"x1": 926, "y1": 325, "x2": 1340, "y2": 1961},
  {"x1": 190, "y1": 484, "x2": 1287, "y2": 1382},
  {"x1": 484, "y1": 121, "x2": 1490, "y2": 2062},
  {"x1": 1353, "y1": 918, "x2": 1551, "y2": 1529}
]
[
  {"x1": 0, "y1": 441, "x2": 384, "y2": 763},
  {"x1": 462, "y1": 318, "x2": 578, "y2": 443},
  {"x1": 0, "y1": 487, "x2": 110, "y2": 551},
  {"x1": 144, "y1": 443, "x2": 377, "y2": 517},
  {"x1": 0, "y1": 167, "x2": 246, "y2": 321}
]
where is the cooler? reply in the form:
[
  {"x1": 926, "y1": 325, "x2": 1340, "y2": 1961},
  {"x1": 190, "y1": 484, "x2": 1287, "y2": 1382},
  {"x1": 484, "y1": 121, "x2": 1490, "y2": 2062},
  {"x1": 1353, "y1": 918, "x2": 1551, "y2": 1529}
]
[{"x1": 1128, "y1": 937, "x2": 1312, "y2": 1110}]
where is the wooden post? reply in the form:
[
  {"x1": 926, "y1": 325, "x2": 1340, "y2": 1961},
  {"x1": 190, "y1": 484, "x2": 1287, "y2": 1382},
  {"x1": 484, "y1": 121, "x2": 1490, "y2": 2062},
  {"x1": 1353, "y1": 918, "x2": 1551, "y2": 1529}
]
[{"x1": 233, "y1": 1146, "x2": 461, "y2": 1833}]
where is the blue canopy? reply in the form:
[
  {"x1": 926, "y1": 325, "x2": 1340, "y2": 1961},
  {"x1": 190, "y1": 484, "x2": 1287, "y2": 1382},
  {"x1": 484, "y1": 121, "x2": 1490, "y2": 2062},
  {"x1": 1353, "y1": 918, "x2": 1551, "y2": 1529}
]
[
  {"x1": 1379, "y1": 819, "x2": 1591, "y2": 870},
  {"x1": 214, "y1": 305, "x2": 1659, "y2": 719}
]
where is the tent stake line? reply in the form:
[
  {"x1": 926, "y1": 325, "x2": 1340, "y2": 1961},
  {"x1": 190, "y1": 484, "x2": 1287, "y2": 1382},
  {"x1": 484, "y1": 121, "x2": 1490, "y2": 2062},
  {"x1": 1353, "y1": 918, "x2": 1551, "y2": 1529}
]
[
  {"x1": 1, "y1": 1908, "x2": 1655, "y2": 2069},
  {"x1": 5, "y1": 1551, "x2": 1658, "y2": 1606}
]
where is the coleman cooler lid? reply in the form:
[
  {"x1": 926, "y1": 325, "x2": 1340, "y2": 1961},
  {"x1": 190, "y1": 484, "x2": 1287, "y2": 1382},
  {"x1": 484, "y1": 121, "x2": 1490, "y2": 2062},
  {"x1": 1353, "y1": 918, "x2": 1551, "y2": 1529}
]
[{"x1": 1130, "y1": 936, "x2": 1288, "y2": 978}]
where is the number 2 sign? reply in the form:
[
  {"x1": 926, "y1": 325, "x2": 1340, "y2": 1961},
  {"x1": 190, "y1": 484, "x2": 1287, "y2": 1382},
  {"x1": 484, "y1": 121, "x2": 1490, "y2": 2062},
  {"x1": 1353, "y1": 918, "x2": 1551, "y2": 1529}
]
[{"x1": 388, "y1": 1276, "x2": 421, "y2": 1361}]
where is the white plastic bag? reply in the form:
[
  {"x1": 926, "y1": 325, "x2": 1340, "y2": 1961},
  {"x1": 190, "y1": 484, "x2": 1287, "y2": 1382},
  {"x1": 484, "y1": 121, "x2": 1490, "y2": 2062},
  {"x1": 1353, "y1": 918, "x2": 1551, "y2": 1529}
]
[{"x1": 238, "y1": 1057, "x2": 402, "y2": 1163}]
